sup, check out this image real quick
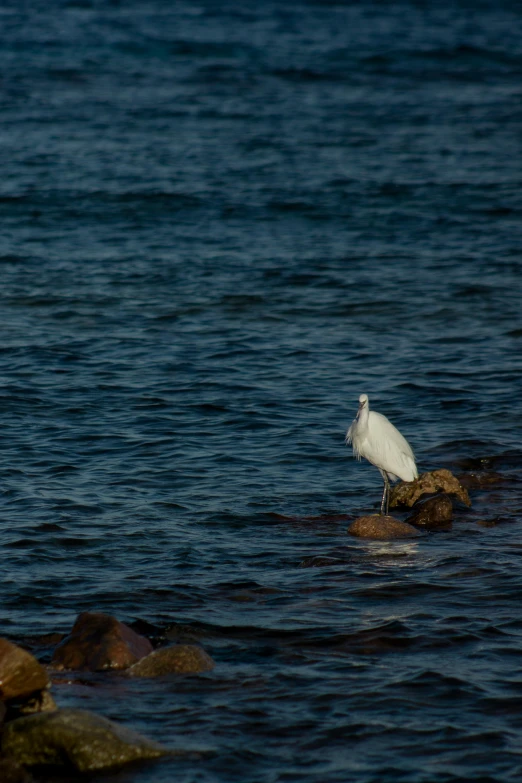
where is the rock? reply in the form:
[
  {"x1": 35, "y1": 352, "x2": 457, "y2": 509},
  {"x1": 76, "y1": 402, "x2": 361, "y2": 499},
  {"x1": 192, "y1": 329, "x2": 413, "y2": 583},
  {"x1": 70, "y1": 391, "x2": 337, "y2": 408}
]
[
  {"x1": 0, "y1": 757, "x2": 33, "y2": 783},
  {"x1": 51, "y1": 612, "x2": 153, "y2": 672},
  {"x1": 1, "y1": 708, "x2": 170, "y2": 772},
  {"x1": 406, "y1": 494, "x2": 453, "y2": 529},
  {"x1": 476, "y1": 517, "x2": 500, "y2": 528},
  {"x1": 127, "y1": 645, "x2": 215, "y2": 677},
  {"x1": 390, "y1": 469, "x2": 471, "y2": 509},
  {"x1": 0, "y1": 639, "x2": 50, "y2": 701},
  {"x1": 348, "y1": 515, "x2": 423, "y2": 539}
]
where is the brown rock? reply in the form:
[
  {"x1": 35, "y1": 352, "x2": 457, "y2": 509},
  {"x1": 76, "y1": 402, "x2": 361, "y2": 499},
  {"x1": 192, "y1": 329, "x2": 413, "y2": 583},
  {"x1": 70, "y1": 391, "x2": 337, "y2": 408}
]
[
  {"x1": 127, "y1": 645, "x2": 214, "y2": 677},
  {"x1": 0, "y1": 639, "x2": 49, "y2": 702},
  {"x1": 51, "y1": 612, "x2": 153, "y2": 672},
  {"x1": 348, "y1": 515, "x2": 423, "y2": 540},
  {"x1": 390, "y1": 469, "x2": 471, "y2": 509},
  {"x1": 406, "y1": 494, "x2": 453, "y2": 529}
]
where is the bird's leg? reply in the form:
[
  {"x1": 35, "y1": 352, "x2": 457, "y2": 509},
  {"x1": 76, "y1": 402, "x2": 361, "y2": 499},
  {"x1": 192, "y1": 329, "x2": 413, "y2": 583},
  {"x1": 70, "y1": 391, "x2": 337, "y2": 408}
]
[{"x1": 380, "y1": 472, "x2": 390, "y2": 516}]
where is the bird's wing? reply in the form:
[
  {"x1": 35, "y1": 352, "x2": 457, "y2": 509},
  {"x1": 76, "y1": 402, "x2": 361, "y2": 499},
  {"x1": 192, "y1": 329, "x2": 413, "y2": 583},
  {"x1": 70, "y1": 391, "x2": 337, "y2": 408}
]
[
  {"x1": 345, "y1": 419, "x2": 363, "y2": 459},
  {"x1": 366, "y1": 411, "x2": 417, "y2": 481},
  {"x1": 345, "y1": 419, "x2": 356, "y2": 445}
]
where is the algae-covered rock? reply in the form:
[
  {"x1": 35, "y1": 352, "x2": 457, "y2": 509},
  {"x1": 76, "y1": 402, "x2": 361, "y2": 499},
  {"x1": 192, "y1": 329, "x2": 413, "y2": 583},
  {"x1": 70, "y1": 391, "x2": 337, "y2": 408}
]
[
  {"x1": 390, "y1": 469, "x2": 471, "y2": 509},
  {"x1": 0, "y1": 639, "x2": 49, "y2": 702},
  {"x1": 2, "y1": 708, "x2": 170, "y2": 772},
  {"x1": 127, "y1": 645, "x2": 214, "y2": 678},
  {"x1": 52, "y1": 612, "x2": 153, "y2": 672},
  {"x1": 348, "y1": 515, "x2": 423, "y2": 540}
]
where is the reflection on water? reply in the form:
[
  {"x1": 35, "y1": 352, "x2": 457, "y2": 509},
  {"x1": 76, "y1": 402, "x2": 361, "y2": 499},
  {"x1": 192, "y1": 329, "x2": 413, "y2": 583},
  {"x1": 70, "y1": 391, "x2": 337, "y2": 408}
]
[{"x1": 359, "y1": 541, "x2": 421, "y2": 564}]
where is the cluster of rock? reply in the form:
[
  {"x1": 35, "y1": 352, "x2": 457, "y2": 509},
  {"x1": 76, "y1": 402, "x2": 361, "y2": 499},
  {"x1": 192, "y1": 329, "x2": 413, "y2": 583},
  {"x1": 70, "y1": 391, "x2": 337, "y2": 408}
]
[
  {"x1": 0, "y1": 466, "x2": 505, "y2": 775},
  {"x1": 348, "y1": 468, "x2": 473, "y2": 539},
  {"x1": 0, "y1": 612, "x2": 214, "y2": 780}
]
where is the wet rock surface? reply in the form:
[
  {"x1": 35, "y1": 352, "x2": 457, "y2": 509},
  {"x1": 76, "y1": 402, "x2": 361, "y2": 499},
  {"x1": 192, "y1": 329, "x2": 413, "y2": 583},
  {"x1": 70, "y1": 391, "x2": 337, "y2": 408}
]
[
  {"x1": 0, "y1": 639, "x2": 50, "y2": 702},
  {"x1": 1, "y1": 708, "x2": 171, "y2": 772},
  {"x1": 127, "y1": 645, "x2": 215, "y2": 677},
  {"x1": 348, "y1": 515, "x2": 423, "y2": 539},
  {"x1": 51, "y1": 612, "x2": 153, "y2": 672},
  {"x1": 390, "y1": 469, "x2": 471, "y2": 509},
  {"x1": 406, "y1": 494, "x2": 454, "y2": 529}
]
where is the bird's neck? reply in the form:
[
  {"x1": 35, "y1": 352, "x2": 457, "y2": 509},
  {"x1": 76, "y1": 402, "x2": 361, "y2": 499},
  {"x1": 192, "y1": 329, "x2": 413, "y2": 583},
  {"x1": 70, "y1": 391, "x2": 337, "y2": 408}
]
[{"x1": 358, "y1": 406, "x2": 369, "y2": 428}]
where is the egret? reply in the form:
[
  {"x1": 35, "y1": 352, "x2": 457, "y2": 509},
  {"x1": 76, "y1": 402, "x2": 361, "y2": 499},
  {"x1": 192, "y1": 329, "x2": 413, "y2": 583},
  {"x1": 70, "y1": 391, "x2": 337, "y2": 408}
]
[{"x1": 346, "y1": 394, "x2": 418, "y2": 515}]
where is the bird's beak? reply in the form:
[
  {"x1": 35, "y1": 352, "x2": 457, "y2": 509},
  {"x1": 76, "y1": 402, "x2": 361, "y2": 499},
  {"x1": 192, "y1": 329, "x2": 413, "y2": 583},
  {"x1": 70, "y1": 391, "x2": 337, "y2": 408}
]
[{"x1": 357, "y1": 402, "x2": 364, "y2": 416}]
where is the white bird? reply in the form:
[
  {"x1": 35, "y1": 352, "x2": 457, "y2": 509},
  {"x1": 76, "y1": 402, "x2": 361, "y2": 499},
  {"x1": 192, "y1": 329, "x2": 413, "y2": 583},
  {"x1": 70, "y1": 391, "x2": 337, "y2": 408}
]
[{"x1": 346, "y1": 393, "x2": 418, "y2": 516}]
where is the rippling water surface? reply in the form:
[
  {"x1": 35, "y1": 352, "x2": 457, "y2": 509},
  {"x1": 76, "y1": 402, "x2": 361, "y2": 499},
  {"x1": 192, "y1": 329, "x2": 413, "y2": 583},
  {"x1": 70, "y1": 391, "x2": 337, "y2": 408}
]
[{"x1": 1, "y1": 0, "x2": 522, "y2": 780}]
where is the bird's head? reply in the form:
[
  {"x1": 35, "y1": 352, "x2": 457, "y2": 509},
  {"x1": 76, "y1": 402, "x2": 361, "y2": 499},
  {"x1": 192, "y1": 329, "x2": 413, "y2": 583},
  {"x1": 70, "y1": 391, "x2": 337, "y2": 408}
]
[{"x1": 357, "y1": 394, "x2": 369, "y2": 416}]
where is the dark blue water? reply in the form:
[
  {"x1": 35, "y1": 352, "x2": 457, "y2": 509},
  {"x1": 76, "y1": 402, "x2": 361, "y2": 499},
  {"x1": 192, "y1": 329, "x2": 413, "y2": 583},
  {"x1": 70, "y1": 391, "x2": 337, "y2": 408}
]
[{"x1": 1, "y1": 0, "x2": 522, "y2": 780}]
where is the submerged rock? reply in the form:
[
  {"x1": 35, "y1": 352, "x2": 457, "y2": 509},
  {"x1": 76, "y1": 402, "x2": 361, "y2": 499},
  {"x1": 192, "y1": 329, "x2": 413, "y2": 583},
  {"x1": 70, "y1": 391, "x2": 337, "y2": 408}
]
[
  {"x1": 476, "y1": 517, "x2": 501, "y2": 528},
  {"x1": 0, "y1": 639, "x2": 50, "y2": 702},
  {"x1": 406, "y1": 494, "x2": 453, "y2": 529},
  {"x1": 51, "y1": 612, "x2": 153, "y2": 672},
  {"x1": 457, "y1": 471, "x2": 506, "y2": 489},
  {"x1": 299, "y1": 555, "x2": 345, "y2": 568},
  {"x1": 127, "y1": 645, "x2": 215, "y2": 677},
  {"x1": 390, "y1": 469, "x2": 471, "y2": 509},
  {"x1": 348, "y1": 515, "x2": 423, "y2": 539},
  {"x1": 1, "y1": 708, "x2": 170, "y2": 772}
]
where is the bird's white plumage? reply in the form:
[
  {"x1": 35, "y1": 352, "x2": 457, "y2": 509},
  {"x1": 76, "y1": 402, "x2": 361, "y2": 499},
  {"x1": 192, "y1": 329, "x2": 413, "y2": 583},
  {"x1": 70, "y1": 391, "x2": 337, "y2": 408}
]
[
  {"x1": 346, "y1": 393, "x2": 417, "y2": 514},
  {"x1": 347, "y1": 409, "x2": 417, "y2": 482}
]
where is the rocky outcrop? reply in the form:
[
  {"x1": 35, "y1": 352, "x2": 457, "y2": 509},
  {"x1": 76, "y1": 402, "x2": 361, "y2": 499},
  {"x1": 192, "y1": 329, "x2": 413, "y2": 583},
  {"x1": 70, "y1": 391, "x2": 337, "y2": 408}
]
[
  {"x1": 1, "y1": 708, "x2": 171, "y2": 773},
  {"x1": 51, "y1": 612, "x2": 153, "y2": 672},
  {"x1": 390, "y1": 469, "x2": 471, "y2": 509},
  {"x1": 348, "y1": 515, "x2": 423, "y2": 539},
  {"x1": 127, "y1": 645, "x2": 215, "y2": 677}
]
